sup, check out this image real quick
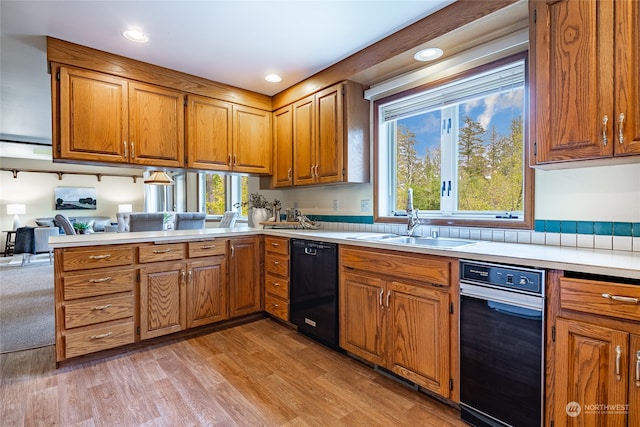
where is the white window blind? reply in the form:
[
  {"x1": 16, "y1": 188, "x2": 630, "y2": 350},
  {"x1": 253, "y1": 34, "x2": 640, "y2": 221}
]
[{"x1": 380, "y1": 60, "x2": 525, "y2": 122}]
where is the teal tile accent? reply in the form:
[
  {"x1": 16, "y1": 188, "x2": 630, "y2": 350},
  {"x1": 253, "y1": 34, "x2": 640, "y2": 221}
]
[
  {"x1": 634, "y1": 223, "x2": 640, "y2": 237},
  {"x1": 534, "y1": 220, "x2": 545, "y2": 232},
  {"x1": 594, "y1": 222, "x2": 613, "y2": 235},
  {"x1": 546, "y1": 220, "x2": 561, "y2": 233},
  {"x1": 576, "y1": 221, "x2": 594, "y2": 235},
  {"x1": 613, "y1": 222, "x2": 632, "y2": 236},
  {"x1": 308, "y1": 215, "x2": 374, "y2": 224},
  {"x1": 561, "y1": 221, "x2": 577, "y2": 233}
]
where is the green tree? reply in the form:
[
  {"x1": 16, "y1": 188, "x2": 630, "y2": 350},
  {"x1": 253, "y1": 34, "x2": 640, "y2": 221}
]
[
  {"x1": 204, "y1": 174, "x2": 225, "y2": 215},
  {"x1": 458, "y1": 115, "x2": 487, "y2": 210}
]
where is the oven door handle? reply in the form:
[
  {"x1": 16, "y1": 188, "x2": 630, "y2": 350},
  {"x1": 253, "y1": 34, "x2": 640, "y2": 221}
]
[
  {"x1": 487, "y1": 301, "x2": 542, "y2": 320},
  {"x1": 460, "y1": 282, "x2": 544, "y2": 311}
]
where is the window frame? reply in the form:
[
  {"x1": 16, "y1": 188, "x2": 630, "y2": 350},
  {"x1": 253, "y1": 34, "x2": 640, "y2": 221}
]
[
  {"x1": 197, "y1": 173, "x2": 246, "y2": 219},
  {"x1": 373, "y1": 52, "x2": 534, "y2": 230}
]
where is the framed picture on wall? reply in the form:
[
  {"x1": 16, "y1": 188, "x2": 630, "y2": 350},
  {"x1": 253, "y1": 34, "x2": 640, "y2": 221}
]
[{"x1": 55, "y1": 187, "x2": 97, "y2": 210}]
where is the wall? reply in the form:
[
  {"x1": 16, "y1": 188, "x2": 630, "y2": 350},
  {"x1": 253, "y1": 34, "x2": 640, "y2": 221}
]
[{"x1": 0, "y1": 156, "x2": 145, "y2": 233}]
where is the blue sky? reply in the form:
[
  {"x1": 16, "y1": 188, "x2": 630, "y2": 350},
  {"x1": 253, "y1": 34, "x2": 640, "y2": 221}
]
[{"x1": 398, "y1": 88, "x2": 524, "y2": 157}]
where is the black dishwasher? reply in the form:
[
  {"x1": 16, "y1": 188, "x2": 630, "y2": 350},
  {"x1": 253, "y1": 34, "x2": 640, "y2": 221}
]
[{"x1": 290, "y1": 239, "x2": 339, "y2": 350}]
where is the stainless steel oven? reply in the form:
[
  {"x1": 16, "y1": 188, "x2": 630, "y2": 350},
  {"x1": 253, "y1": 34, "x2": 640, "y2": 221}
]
[{"x1": 459, "y1": 260, "x2": 545, "y2": 427}]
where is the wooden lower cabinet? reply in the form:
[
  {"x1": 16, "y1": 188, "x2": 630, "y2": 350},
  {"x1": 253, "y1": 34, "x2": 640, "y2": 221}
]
[
  {"x1": 187, "y1": 257, "x2": 227, "y2": 328},
  {"x1": 549, "y1": 274, "x2": 640, "y2": 427},
  {"x1": 139, "y1": 262, "x2": 186, "y2": 340},
  {"x1": 340, "y1": 246, "x2": 454, "y2": 398},
  {"x1": 228, "y1": 236, "x2": 262, "y2": 317},
  {"x1": 264, "y1": 236, "x2": 290, "y2": 321}
]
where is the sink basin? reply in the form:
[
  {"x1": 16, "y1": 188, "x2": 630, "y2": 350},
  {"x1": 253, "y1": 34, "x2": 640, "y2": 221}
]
[
  {"x1": 348, "y1": 233, "x2": 478, "y2": 248},
  {"x1": 382, "y1": 236, "x2": 478, "y2": 248}
]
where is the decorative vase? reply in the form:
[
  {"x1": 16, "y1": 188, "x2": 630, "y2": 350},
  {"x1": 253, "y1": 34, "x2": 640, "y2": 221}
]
[{"x1": 249, "y1": 207, "x2": 270, "y2": 228}]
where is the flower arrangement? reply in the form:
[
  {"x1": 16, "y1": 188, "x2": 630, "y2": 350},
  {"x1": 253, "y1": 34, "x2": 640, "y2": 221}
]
[
  {"x1": 234, "y1": 193, "x2": 281, "y2": 210},
  {"x1": 73, "y1": 221, "x2": 90, "y2": 233}
]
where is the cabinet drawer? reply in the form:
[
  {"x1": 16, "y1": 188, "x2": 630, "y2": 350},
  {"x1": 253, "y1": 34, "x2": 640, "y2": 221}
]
[
  {"x1": 265, "y1": 274, "x2": 289, "y2": 300},
  {"x1": 138, "y1": 243, "x2": 185, "y2": 263},
  {"x1": 188, "y1": 239, "x2": 226, "y2": 258},
  {"x1": 265, "y1": 293, "x2": 289, "y2": 321},
  {"x1": 265, "y1": 236, "x2": 289, "y2": 255},
  {"x1": 560, "y1": 277, "x2": 640, "y2": 322},
  {"x1": 65, "y1": 321, "x2": 134, "y2": 359},
  {"x1": 63, "y1": 269, "x2": 134, "y2": 300},
  {"x1": 62, "y1": 246, "x2": 134, "y2": 271},
  {"x1": 341, "y1": 246, "x2": 451, "y2": 287},
  {"x1": 265, "y1": 253, "x2": 289, "y2": 277},
  {"x1": 65, "y1": 294, "x2": 134, "y2": 329}
]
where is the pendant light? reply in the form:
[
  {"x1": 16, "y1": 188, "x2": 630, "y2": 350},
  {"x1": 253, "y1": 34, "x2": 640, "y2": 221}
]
[{"x1": 143, "y1": 170, "x2": 174, "y2": 185}]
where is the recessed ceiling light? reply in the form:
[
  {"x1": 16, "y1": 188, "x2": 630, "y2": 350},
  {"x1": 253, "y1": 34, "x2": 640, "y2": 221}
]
[
  {"x1": 265, "y1": 74, "x2": 282, "y2": 83},
  {"x1": 123, "y1": 29, "x2": 149, "y2": 43},
  {"x1": 414, "y1": 47, "x2": 444, "y2": 62}
]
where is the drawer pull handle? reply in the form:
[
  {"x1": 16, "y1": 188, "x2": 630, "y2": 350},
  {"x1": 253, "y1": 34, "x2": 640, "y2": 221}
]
[
  {"x1": 272, "y1": 303, "x2": 280, "y2": 308},
  {"x1": 273, "y1": 282, "x2": 280, "y2": 287},
  {"x1": 271, "y1": 242, "x2": 280, "y2": 247},
  {"x1": 89, "y1": 277, "x2": 112, "y2": 283},
  {"x1": 91, "y1": 304, "x2": 112, "y2": 311},
  {"x1": 601, "y1": 293, "x2": 639, "y2": 304},
  {"x1": 90, "y1": 332, "x2": 113, "y2": 340},
  {"x1": 200, "y1": 245, "x2": 216, "y2": 249},
  {"x1": 615, "y1": 345, "x2": 622, "y2": 381},
  {"x1": 635, "y1": 351, "x2": 640, "y2": 387},
  {"x1": 273, "y1": 261, "x2": 280, "y2": 265},
  {"x1": 88, "y1": 254, "x2": 111, "y2": 260},
  {"x1": 153, "y1": 249, "x2": 172, "y2": 254}
]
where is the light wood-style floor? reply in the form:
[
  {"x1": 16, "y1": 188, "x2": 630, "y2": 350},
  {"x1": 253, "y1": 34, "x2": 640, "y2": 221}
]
[{"x1": 1, "y1": 319, "x2": 466, "y2": 426}]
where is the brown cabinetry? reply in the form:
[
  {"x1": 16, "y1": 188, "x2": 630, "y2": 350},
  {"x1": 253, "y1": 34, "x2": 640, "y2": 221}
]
[
  {"x1": 339, "y1": 246, "x2": 454, "y2": 397},
  {"x1": 139, "y1": 261, "x2": 186, "y2": 340},
  {"x1": 531, "y1": 0, "x2": 640, "y2": 165},
  {"x1": 186, "y1": 95, "x2": 271, "y2": 174},
  {"x1": 55, "y1": 245, "x2": 136, "y2": 361},
  {"x1": 265, "y1": 81, "x2": 369, "y2": 188},
  {"x1": 228, "y1": 236, "x2": 262, "y2": 317},
  {"x1": 551, "y1": 275, "x2": 640, "y2": 426},
  {"x1": 264, "y1": 236, "x2": 290, "y2": 321},
  {"x1": 55, "y1": 65, "x2": 184, "y2": 167}
]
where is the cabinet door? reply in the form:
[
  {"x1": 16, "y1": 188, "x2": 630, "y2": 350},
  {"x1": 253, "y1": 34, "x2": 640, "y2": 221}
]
[
  {"x1": 128, "y1": 81, "x2": 184, "y2": 167},
  {"x1": 315, "y1": 83, "x2": 344, "y2": 184},
  {"x1": 232, "y1": 105, "x2": 271, "y2": 174},
  {"x1": 186, "y1": 257, "x2": 227, "y2": 328},
  {"x1": 553, "y1": 318, "x2": 628, "y2": 427},
  {"x1": 272, "y1": 105, "x2": 294, "y2": 187},
  {"x1": 186, "y1": 95, "x2": 232, "y2": 171},
  {"x1": 339, "y1": 271, "x2": 386, "y2": 366},
  {"x1": 630, "y1": 334, "x2": 640, "y2": 427},
  {"x1": 58, "y1": 67, "x2": 129, "y2": 163},
  {"x1": 228, "y1": 237, "x2": 261, "y2": 317},
  {"x1": 139, "y1": 262, "x2": 186, "y2": 339},
  {"x1": 293, "y1": 95, "x2": 316, "y2": 185},
  {"x1": 532, "y1": 0, "x2": 614, "y2": 163},
  {"x1": 614, "y1": 0, "x2": 640, "y2": 156},
  {"x1": 388, "y1": 280, "x2": 450, "y2": 397}
]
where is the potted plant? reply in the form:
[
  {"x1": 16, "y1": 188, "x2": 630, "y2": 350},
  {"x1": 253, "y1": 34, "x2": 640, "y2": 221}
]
[
  {"x1": 73, "y1": 221, "x2": 90, "y2": 234},
  {"x1": 235, "y1": 193, "x2": 275, "y2": 227}
]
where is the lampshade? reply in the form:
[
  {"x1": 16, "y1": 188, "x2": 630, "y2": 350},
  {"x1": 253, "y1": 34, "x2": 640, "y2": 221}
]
[
  {"x1": 7, "y1": 204, "x2": 26, "y2": 215},
  {"x1": 118, "y1": 204, "x2": 133, "y2": 213},
  {"x1": 7, "y1": 204, "x2": 26, "y2": 230},
  {"x1": 143, "y1": 170, "x2": 174, "y2": 185}
]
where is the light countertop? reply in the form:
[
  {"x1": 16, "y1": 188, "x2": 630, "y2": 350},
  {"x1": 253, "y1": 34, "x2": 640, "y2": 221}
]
[{"x1": 50, "y1": 227, "x2": 640, "y2": 280}]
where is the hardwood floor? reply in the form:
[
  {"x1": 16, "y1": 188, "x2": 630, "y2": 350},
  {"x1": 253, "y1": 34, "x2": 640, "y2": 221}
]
[{"x1": 1, "y1": 319, "x2": 466, "y2": 426}]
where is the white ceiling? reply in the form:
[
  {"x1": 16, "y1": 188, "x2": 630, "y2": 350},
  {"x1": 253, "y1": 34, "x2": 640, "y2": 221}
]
[{"x1": 1, "y1": 0, "x2": 454, "y2": 96}]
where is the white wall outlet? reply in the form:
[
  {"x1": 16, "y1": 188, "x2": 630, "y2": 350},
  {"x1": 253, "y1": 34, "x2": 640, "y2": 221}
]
[
  {"x1": 361, "y1": 199, "x2": 370, "y2": 212},
  {"x1": 333, "y1": 200, "x2": 339, "y2": 211}
]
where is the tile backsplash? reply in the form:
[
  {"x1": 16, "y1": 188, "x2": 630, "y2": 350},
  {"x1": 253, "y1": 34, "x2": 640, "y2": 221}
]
[{"x1": 308, "y1": 216, "x2": 640, "y2": 252}]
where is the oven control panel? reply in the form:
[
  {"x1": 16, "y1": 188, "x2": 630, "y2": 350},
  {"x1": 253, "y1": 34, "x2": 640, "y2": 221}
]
[{"x1": 460, "y1": 260, "x2": 544, "y2": 295}]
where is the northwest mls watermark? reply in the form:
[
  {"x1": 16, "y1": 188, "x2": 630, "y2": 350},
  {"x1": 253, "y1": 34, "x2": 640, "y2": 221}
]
[{"x1": 566, "y1": 401, "x2": 629, "y2": 417}]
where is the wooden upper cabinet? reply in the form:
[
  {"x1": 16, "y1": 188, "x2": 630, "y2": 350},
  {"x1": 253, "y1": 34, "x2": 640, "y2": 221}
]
[
  {"x1": 128, "y1": 81, "x2": 184, "y2": 167},
  {"x1": 315, "y1": 84, "x2": 344, "y2": 184},
  {"x1": 233, "y1": 105, "x2": 271, "y2": 174},
  {"x1": 58, "y1": 66, "x2": 129, "y2": 163},
  {"x1": 271, "y1": 105, "x2": 294, "y2": 187},
  {"x1": 293, "y1": 94, "x2": 316, "y2": 185},
  {"x1": 531, "y1": 0, "x2": 640, "y2": 164},
  {"x1": 186, "y1": 95, "x2": 233, "y2": 170}
]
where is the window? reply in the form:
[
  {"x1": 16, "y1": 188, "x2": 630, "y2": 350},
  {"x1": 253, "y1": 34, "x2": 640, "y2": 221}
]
[
  {"x1": 199, "y1": 173, "x2": 248, "y2": 217},
  {"x1": 375, "y1": 53, "x2": 532, "y2": 228}
]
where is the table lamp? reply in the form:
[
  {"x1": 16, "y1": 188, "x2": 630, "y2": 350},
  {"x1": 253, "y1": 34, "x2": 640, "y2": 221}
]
[
  {"x1": 7, "y1": 204, "x2": 26, "y2": 230},
  {"x1": 118, "y1": 204, "x2": 133, "y2": 213}
]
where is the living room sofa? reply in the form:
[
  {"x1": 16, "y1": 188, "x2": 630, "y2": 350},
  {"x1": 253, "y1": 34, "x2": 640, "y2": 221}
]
[{"x1": 35, "y1": 216, "x2": 113, "y2": 233}]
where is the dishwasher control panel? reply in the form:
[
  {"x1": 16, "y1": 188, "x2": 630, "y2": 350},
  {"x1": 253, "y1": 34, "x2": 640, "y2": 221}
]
[{"x1": 460, "y1": 260, "x2": 545, "y2": 295}]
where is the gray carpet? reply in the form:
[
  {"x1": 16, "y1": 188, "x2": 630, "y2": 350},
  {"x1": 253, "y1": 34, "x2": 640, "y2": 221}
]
[{"x1": 0, "y1": 260, "x2": 54, "y2": 353}]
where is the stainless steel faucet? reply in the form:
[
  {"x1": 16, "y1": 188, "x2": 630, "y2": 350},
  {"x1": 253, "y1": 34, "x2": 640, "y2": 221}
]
[{"x1": 406, "y1": 188, "x2": 421, "y2": 236}]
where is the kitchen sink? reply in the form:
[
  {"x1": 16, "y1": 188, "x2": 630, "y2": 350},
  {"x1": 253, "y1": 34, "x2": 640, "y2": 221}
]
[{"x1": 348, "y1": 234, "x2": 478, "y2": 248}]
